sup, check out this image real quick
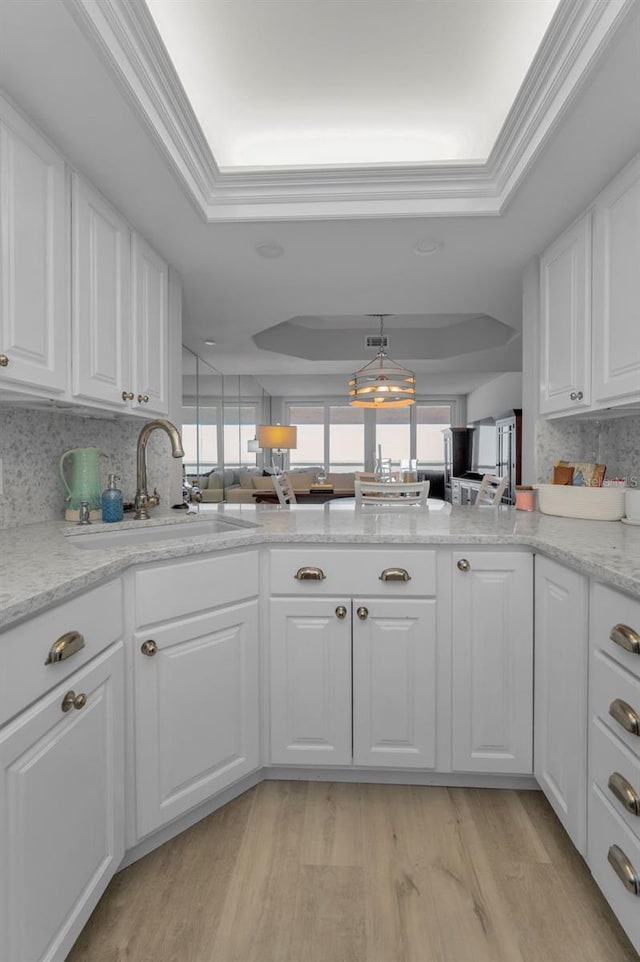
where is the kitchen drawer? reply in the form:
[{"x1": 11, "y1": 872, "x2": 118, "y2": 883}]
[
  {"x1": 588, "y1": 784, "x2": 640, "y2": 954},
  {"x1": 591, "y1": 650, "x2": 640, "y2": 758},
  {"x1": 591, "y1": 715, "x2": 640, "y2": 838},
  {"x1": 0, "y1": 578, "x2": 123, "y2": 726},
  {"x1": 268, "y1": 547, "x2": 436, "y2": 597},
  {"x1": 134, "y1": 549, "x2": 259, "y2": 627},
  {"x1": 591, "y1": 583, "x2": 640, "y2": 678}
]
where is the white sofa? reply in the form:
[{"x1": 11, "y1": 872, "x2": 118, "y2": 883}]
[{"x1": 197, "y1": 469, "x2": 356, "y2": 503}]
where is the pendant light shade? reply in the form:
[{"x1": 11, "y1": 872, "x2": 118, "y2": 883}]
[{"x1": 348, "y1": 315, "x2": 415, "y2": 408}]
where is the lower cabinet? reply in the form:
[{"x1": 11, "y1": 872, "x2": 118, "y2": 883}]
[
  {"x1": 0, "y1": 642, "x2": 124, "y2": 962},
  {"x1": 269, "y1": 596, "x2": 437, "y2": 768},
  {"x1": 587, "y1": 583, "x2": 640, "y2": 954},
  {"x1": 451, "y1": 551, "x2": 533, "y2": 774},
  {"x1": 133, "y1": 600, "x2": 260, "y2": 840},
  {"x1": 534, "y1": 556, "x2": 588, "y2": 854}
]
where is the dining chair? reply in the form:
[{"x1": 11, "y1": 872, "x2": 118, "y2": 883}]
[
  {"x1": 272, "y1": 472, "x2": 297, "y2": 505},
  {"x1": 354, "y1": 479, "x2": 430, "y2": 506},
  {"x1": 474, "y1": 474, "x2": 508, "y2": 505}
]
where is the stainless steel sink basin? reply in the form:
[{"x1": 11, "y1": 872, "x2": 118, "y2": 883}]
[{"x1": 67, "y1": 517, "x2": 258, "y2": 549}]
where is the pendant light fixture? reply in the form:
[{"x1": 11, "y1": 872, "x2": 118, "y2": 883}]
[{"x1": 348, "y1": 315, "x2": 415, "y2": 408}]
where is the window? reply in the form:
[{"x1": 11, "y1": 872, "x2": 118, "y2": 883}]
[
  {"x1": 329, "y1": 405, "x2": 364, "y2": 471},
  {"x1": 416, "y1": 404, "x2": 451, "y2": 465},
  {"x1": 223, "y1": 403, "x2": 258, "y2": 468},
  {"x1": 182, "y1": 405, "x2": 218, "y2": 474},
  {"x1": 375, "y1": 407, "x2": 410, "y2": 463},
  {"x1": 289, "y1": 405, "x2": 325, "y2": 467}
]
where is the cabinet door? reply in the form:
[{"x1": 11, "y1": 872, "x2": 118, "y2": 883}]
[
  {"x1": 451, "y1": 552, "x2": 533, "y2": 773},
  {"x1": 71, "y1": 173, "x2": 132, "y2": 408},
  {"x1": 353, "y1": 598, "x2": 437, "y2": 769},
  {"x1": 0, "y1": 643, "x2": 124, "y2": 962},
  {"x1": 134, "y1": 601, "x2": 259, "y2": 840},
  {"x1": 592, "y1": 154, "x2": 640, "y2": 405},
  {"x1": 539, "y1": 213, "x2": 591, "y2": 414},
  {"x1": 131, "y1": 232, "x2": 168, "y2": 416},
  {"x1": 534, "y1": 556, "x2": 588, "y2": 854},
  {"x1": 0, "y1": 98, "x2": 67, "y2": 394},
  {"x1": 269, "y1": 598, "x2": 352, "y2": 766}
]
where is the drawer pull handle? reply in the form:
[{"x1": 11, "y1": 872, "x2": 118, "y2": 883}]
[
  {"x1": 0, "y1": 354, "x2": 9, "y2": 367},
  {"x1": 608, "y1": 772, "x2": 640, "y2": 816},
  {"x1": 607, "y1": 845, "x2": 640, "y2": 895},
  {"x1": 356, "y1": 606, "x2": 369, "y2": 621},
  {"x1": 569, "y1": 390, "x2": 584, "y2": 401},
  {"x1": 609, "y1": 698, "x2": 640, "y2": 736},
  {"x1": 379, "y1": 567, "x2": 411, "y2": 582},
  {"x1": 45, "y1": 630, "x2": 85, "y2": 665},
  {"x1": 121, "y1": 390, "x2": 134, "y2": 401},
  {"x1": 295, "y1": 566, "x2": 326, "y2": 581},
  {"x1": 457, "y1": 558, "x2": 471, "y2": 572},
  {"x1": 610, "y1": 623, "x2": 640, "y2": 655},
  {"x1": 140, "y1": 640, "x2": 158, "y2": 657},
  {"x1": 61, "y1": 690, "x2": 87, "y2": 713},
  {"x1": 335, "y1": 605, "x2": 348, "y2": 620}
]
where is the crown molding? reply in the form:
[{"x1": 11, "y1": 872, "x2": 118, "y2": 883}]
[{"x1": 64, "y1": 0, "x2": 638, "y2": 222}]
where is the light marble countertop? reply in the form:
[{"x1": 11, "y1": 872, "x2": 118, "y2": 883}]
[{"x1": 1, "y1": 500, "x2": 639, "y2": 630}]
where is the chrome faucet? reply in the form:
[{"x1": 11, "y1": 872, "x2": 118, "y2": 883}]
[{"x1": 134, "y1": 419, "x2": 185, "y2": 520}]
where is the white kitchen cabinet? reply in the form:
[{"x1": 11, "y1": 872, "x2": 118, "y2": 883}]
[
  {"x1": 71, "y1": 173, "x2": 131, "y2": 409},
  {"x1": 534, "y1": 556, "x2": 588, "y2": 854},
  {"x1": 587, "y1": 583, "x2": 640, "y2": 955},
  {"x1": 71, "y1": 175, "x2": 169, "y2": 416},
  {"x1": 0, "y1": 642, "x2": 124, "y2": 962},
  {"x1": 352, "y1": 597, "x2": 437, "y2": 768},
  {"x1": 269, "y1": 597, "x2": 352, "y2": 766},
  {"x1": 268, "y1": 547, "x2": 438, "y2": 770},
  {"x1": 269, "y1": 596, "x2": 437, "y2": 769},
  {"x1": 131, "y1": 232, "x2": 169, "y2": 416},
  {"x1": 591, "y1": 153, "x2": 640, "y2": 406},
  {"x1": 0, "y1": 96, "x2": 68, "y2": 397},
  {"x1": 451, "y1": 551, "x2": 533, "y2": 774},
  {"x1": 131, "y1": 551, "x2": 260, "y2": 840},
  {"x1": 539, "y1": 211, "x2": 592, "y2": 415}
]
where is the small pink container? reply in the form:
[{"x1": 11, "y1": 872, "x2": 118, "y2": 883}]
[{"x1": 515, "y1": 486, "x2": 536, "y2": 511}]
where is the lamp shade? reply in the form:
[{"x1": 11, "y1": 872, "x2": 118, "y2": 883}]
[{"x1": 257, "y1": 424, "x2": 298, "y2": 449}]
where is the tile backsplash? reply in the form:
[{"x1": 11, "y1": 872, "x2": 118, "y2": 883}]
[
  {"x1": 0, "y1": 407, "x2": 180, "y2": 528},
  {"x1": 536, "y1": 413, "x2": 640, "y2": 487}
]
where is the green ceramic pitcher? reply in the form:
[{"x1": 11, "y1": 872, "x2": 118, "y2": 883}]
[{"x1": 59, "y1": 447, "x2": 107, "y2": 510}]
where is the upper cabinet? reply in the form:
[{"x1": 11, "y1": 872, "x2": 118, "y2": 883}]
[
  {"x1": 0, "y1": 94, "x2": 172, "y2": 417},
  {"x1": 591, "y1": 154, "x2": 640, "y2": 405},
  {"x1": 131, "y1": 233, "x2": 168, "y2": 416},
  {"x1": 539, "y1": 213, "x2": 591, "y2": 415},
  {"x1": 0, "y1": 99, "x2": 68, "y2": 396},
  {"x1": 540, "y1": 153, "x2": 640, "y2": 418},
  {"x1": 71, "y1": 175, "x2": 168, "y2": 416}
]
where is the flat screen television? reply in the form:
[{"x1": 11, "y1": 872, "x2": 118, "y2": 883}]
[{"x1": 469, "y1": 421, "x2": 497, "y2": 475}]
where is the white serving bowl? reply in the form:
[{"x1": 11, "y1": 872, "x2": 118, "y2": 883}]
[{"x1": 533, "y1": 484, "x2": 626, "y2": 521}]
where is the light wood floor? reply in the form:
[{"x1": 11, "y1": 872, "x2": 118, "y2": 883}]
[{"x1": 67, "y1": 781, "x2": 638, "y2": 962}]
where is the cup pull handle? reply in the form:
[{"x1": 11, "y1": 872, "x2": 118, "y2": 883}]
[
  {"x1": 45, "y1": 630, "x2": 85, "y2": 665},
  {"x1": 610, "y1": 624, "x2": 640, "y2": 655},
  {"x1": 295, "y1": 567, "x2": 326, "y2": 581},
  {"x1": 607, "y1": 845, "x2": 640, "y2": 895},
  {"x1": 379, "y1": 567, "x2": 411, "y2": 582},
  {"x1": 609, "y1": 698, "x2": 640, "y2": 736},
  {"x1": 608, "y1": 772, "x2": 640, "y2": 816}
]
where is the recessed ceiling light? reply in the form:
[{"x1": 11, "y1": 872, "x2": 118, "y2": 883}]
[
  {"x1": 256, "y1": 242, "x2": 285, "y2": 259},
  {"x1": 204, "y1": 339, "x2": 216, "y2": 346},
  {"x1": 413, "y1": 238, "x2": 443, "y2": 256}
]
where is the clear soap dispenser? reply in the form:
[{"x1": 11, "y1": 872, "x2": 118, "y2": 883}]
[{"x1": 102, "y1": 473, "x2": 124, "y2": 523}]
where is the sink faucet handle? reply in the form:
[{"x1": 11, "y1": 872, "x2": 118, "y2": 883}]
[{"x1": 148, "y1": 488, "x2": 161, "y2": 508}]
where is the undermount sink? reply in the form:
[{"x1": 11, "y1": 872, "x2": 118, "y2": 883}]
[{"x1": 67, "y1": 516, "x2": 258, "y2": 550}]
